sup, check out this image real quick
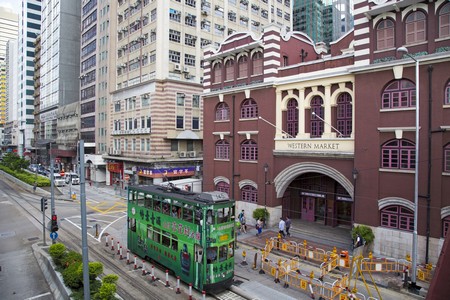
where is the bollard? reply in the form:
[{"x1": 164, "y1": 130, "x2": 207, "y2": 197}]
[
  {"x1": 253, "y1": 252, "x2": 258, "y2": 270},
  {"x1": 151, "y1": 265, "x2": 156, "y2": 282},
  {"x1": 403, "y1": 267, "x2": 409, "y2": 288},
  {"x1": 142, "y1": 260, "x2": 146, "y2": 275},
  {"x1": 241, "y1": 250, "x2": 248, "y2": 265},
  {"x1": 176, "y1": 276, "x2": 181, "y2": 294},
  {"x1": 111, "y1": 237, "x2": 114, "y2": 251},
  {"x1": 165, "y1": 270, "x2": 170, "y2": 287},
  {"x1": 202, "y1": 290, "x2": 206, "y2": 300},
  {"x1": 188, "y1": 283, "x2": 193, "y2": 300},
  {"x1": 117, "y1": 241, "x2": 120, "y2": 255},
  {"x1": 119, "y1": 246, "x2": 123, "y2": 260},
  {"x1": 309, "y1": 283, "x2": 315, "y2": 299},
  {"x1": 105, "y1": 235, "x2": 109, "y2": 247},
  {"x1": 134, "y1": 255, "x2": 137, "y2": 270},
  {"x1": 126, "y1": 250, "x2": 130, "y2": 264},
  {"x1": 274, "y1": 267, "x2": 280, "y2": 283}
]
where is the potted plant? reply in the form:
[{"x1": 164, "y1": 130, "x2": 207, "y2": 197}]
[
  {"x1": 351, "y1": 225, "x2": 375, "y2": 255},
  {"x1": 252, "y1": 208, "x2": 270, "y2": 227}
]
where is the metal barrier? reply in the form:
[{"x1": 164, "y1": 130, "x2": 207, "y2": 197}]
[{"x1": 361, "y1": 257, "x2": 399, "y2": 273}]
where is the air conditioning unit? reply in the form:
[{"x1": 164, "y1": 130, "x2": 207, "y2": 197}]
[
  {"x1": 188, "y1": 151, "x2": 196, "y2": 158},
  {"x1": 201, "y1": 10, "x2": 208, "y2": 16},
  {"x1": 174, "y1": 63, "x2": 181, "y2": 71},
  {"x1": 183, "y1": 66, "x2": 189, "y2": 73},
  {"x1": 179, "y1": 151, "x2": 187, "y2": 158}
]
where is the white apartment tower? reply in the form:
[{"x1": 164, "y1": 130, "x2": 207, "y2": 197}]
[{"x1": 104, "y1": 0, "x2": 293, "y2": 186}]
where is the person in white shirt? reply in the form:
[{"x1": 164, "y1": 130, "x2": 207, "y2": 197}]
[{"x1": 278, "y1": 217, "x2": 286, "y2": 238}]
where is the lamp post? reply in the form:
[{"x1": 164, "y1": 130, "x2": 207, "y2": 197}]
[
  {"x1": 352, "y1": 168, "x2": 358, "y2": 225},
  {"x1": 397, "y1": 46, "x2": 419, "y2": 289},
  {"x1": 264, "y1": 163, "x2": 269, "y2": 228}
]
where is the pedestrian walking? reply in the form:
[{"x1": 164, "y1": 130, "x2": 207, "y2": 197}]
[
  {"x1": 240, "y1": 214, "x2": 247, "y2": 233},
  {"x1": 285, "y1": 216, "x2": 291, "y2": 237},
  {"x1": 278, "y1": 217, "x2": 286, "y2": 238},
  {"x1": 256, "y1": 218, "x2": 263, "y2": 237}
]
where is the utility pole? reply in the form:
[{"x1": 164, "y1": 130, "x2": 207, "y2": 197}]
[{"x1": 79, "y1": 140, "x2": 90, "y2": 299}]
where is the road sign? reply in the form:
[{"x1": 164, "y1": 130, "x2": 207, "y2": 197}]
[
  {"x1": 50, "y1": 231, "x2": 58, "y2": 240},
  {"x1": 60, "y1": 170, "x2": 65, "y2": 176}
]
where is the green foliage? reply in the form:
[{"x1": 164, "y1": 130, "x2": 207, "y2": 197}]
[
  {"x1": 102, "y1": 274, "x2": 119, "y2": 285},
  {"x1": 61, "y1": 251, "x2": 82, "y2": 268},
  {"x1": 0, "y1": 153, "x2": 29, "y2": 171},
  {"x1": 62, "y1": 261, "x2": 83, "y2": 289},
  {"x1": 94, "y1": 282, "x2": 116, "y2": 300},
  {"x1": 49, "y1": 243, "x2": 67, "y2": 266},
  {"x1": 0, "y1": 159, "x2": 50, "y2": 187},
  {"x1": 351, "y1": 225, "x2": 375, "y2": 245},
  {"x1": 252, "y1": 208, "x2": 269, "y2": 221},
  {"x1": 78, "y1": 262, "x2": 104, "y2": 281}
]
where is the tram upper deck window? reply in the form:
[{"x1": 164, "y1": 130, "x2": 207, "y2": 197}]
[
  {"x1": 183, "y1": 204, "x2": 193, "y2": 222},
  {"x1": 162, "y1": 230, "x2": 171, "y2": 247},
  {"x1": 163, "y1": 199, "x2": 171, "y2": 215},
  {"x1": 137, "y1": 192, "x2": 145, "y2": 207},
  {"x1": 145, "y1": 195, "x2": 152, "y2": 208},
  {"x1": 172, "y1": 200, "x2": 182, "y2": 218},
  {"x1": 206, "y1": 209, "x2": 213, "y2": 225},
  {"x1": 195, "y1": 207, "x2": 202, "y2": 225},
  {"x1": 152, "y1": 227, "x2": 161, "y2": 243},
  {"x1": 206, "y1": 247, "x2": 217, "y2": 264},
  {"x1": 228, "y1": 242, "x2": 234, "y2": 258},
  {"x1": 172, "y1": 234, "x2": 178, "y2": 251},
  {"x1": 217, "y1": 207, "x2": 232, "y2": 223},
  {"x1": 153, "y1": 198, "x2": 161, "y2": 212}
]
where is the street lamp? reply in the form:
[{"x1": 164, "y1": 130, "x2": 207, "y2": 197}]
[
  {"x1": 397, "y1": 46, "x2": 419, "y2": 289},
  {"x1": 264, "y1": 163, "x2": 269, "y2": 227},
  {"x1": 352, "y1": 168, "x2": 358, "y2": 225}
]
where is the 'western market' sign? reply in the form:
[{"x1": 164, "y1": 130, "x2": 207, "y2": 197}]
[{"x1": 275, "y1": 139, "x2": 354, "y2": 153}]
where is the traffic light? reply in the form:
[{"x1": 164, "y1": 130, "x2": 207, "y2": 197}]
[
  {"x1": 41, "y1": 197, "x2": 48, "y2": 211},
  {"x1": 51, "y1": 215, "x2": 59, "y2": 232}
]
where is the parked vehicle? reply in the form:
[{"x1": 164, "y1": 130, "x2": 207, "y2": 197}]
[
  {"x1": 53, "y1": 174, "x2": 66, "y2": 187},
  {"x1": 28, "y1": 164, "x2": 38, "y2": 172},
  {"x1": 65, "y1": 173, "x2": 80, "y2": 185}
]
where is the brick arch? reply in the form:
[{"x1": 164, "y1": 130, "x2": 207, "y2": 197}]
[
  {"x1": 378, "y1": 197, "x2": 415, "y2": 212},
  {"x1": 274, "y1": 162, "x2": 353, "y2": 198}
]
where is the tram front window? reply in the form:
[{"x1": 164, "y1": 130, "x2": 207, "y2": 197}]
[{"x1": 206, "y1": 247, "x2": 217, "y2": 264}]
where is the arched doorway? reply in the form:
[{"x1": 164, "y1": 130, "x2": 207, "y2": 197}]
[{"x1": 274, "y1": 162, "x2": 354, "y2": 228}]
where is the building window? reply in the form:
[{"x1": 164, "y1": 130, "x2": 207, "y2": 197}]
[
  {"x1": 216, "y1": 181, "x2": 229, "y2": 195},
  {"x1": 336, "y1": 92, "x2": 352, "y2": 137},
  {"x1": 225, "y1": 59, "x2": 234, "y2": 81},
  {"x1": 381, "y1": 205, "x2": 414, "y2": 231},
  {"x1": 215, "y1": 139, "x2": 230, "y2": 159},
  {"x1": 176, "y1": 116, "x2": 184, "y2": 129},
  {"x1": 192, "y1": 95, "x2": 200, "y2": 107},
  {"x1": 169, "y1": 8, "x2": 181, "y2": 22},
  {"x1": 376, "y1": 19, "x2": 394, "y2": 50},
  {"x1": 445, "y1": 82, "x2": 450, "y2": 105},
  {"x1": 240, "y1": 98, "x2": 258, "y2": 119},
  {"x1": 213, "y1": 62, "x2": 222, "y2": 83},
  {"x1": 169, "y1": 50, "x2": 181, "y2": 63},
  {"x1": 382, "y1": 80, "x2": 416, "y2": 109},
  {"x1": 286, "y1": 99, "x2": 298, "y2": 138},
  {"x1": 405, "y1": 11, "x2": 426, "y2": 44},
  {"x1": 310, "y1": 96, "x2": 324, "y2": 138},
  {"x1": 176, "y1": 93, "x2": 185, "y2": 106},
  {"x1": 252, "y1": 51, "x2": 263, "y2": 75},
  {"x1": 381, "y1": 139, "x2": 415, "y2": 170},
  {"x1": 240, "y1": 139, "x2": 258, "y2": 161},
  {"x1": 238, "y1": 55, "x2": 248, "y2": 78},
  {"x1": 241, "y1": 185, "x2": 257, "y2": 203},
  {"x1": 192, "y1": 117, "x2": 199, "y2": 130},
  {"x1": 443, "y1": 216, "x2": 450, "y2": 238},
  {"x1": 444, "y1": 144, "x2": 450, "y2": 172},
  {"x1": 185, "y1": 54, "x2": 195, "y2": 66},
  {"x1": 439, "y1": 3, "x2": 450, "y2": 38},
  {"x1": 185, "y1": 33, "x2": 196, "y2": 47},
  {"x1": 215, "y1": 102, "x2": 229, "y2": 121},
  {"x1": 169, "y1": 29, "x2": 181, "y2": 43}
]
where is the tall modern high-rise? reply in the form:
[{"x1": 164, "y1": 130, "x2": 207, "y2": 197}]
[
  {"x1": 17, "y1": 0, "x2": 41, "y2": 157},
  {"x1": 98, "y1": 0, "x2": 293, "y2": 187},
  {"x1": 38, "y1": 0, "x2": 80, "y2": 171},
  {"x1": 293, "y1": 0, "x2": 353, "y2": 45},
  {"x1": 0, "y1": 7, "x2": 19, "y2": 147}
]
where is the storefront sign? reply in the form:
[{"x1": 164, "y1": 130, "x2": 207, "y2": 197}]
[
  {"x1": 108, "y1": 162, "x2": 122, "y2": 173},
  {"x1": 337, "y1": 196, "x2": 353, "y2": 202},
  {"x1": 137, "y1": 166, "x2": 195, "y2": 178},
  {"x1": 301, "y1": 192, "x2": 325, "y2": 198}
]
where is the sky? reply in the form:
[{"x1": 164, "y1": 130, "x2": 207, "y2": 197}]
[{"x1": 0, "y1": 0, "x2": 21, "y2": 14}]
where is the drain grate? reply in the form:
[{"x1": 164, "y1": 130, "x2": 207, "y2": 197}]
[
  {"x1": 28, "y1": 237, "x2": 40, "y2": 241},
  {"x1": 232, "y1": 280, "x2": 243, "y2": 286}
]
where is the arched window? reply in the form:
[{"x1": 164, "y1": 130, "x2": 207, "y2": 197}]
[
  {"x1": 376, "y1": 19, "x2": 394, "y2": 50},
  {"x1": 445, "y1": 82, "x2": 450, "y2": 105},
  {"x1": 213, "y1": 62, "x2": 222, "y2": 83},
  {"x1": 439, "y1": 3, "x2": 450, "y2": 38},
  {"x1": 240, "y1": 139, "x2": 258, "y2": 161},
  {"x1": 225, "y1": 59, "x2": 234, "y2": 81},
  {"x1": 240, "y1": 98, "x2": 258, "y2": 119},
  {"x1": 444, "y1": 144, "x2": 450, "y2": 172},
  {"x1": 215, "y1": 139, "x2": 230, "y2": 159},
  {"x1": 443, "y1": 215, "x2": 450, "y2": 238},
  {"x1": 238, "y1": 55, "x2": 248, "y2": 78},
  {"x1": 216, "y1": 181, "x2": 230, "y2": 195},
  {"x1": 381, "y1": 205, "x2": 414, "y2": 231},
  {"x1": 215, "y1": 102, "x2": 230, "y2": 121},
  {"x1": 241, "y1": 185, "x2": 257, "y2": 203},
  {"x1": 252, "y1": 51, "x2": 263, "y2": 75},
  {"x1": 336, "y1": 92, "x2": 352, "y2": 137},
  {"x1": 382, "y1": 80, "x2": 416, "y2": 109},
  {"x1": 286, "y1": 99, "x2": 298, "y2": 138},
  {"x1": 381, "y1": 139, "x2": 415, "y2": 170},
  {"x1": 406, "y1": 11, "x2": 426, "y2": 44},
  {"x1": 310, "y1": 96, "x2": 324, "y2": 138}
]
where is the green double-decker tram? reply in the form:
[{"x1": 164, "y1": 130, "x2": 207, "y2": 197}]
[{"x1": 127, "y1": 184, "x2": 235, "y2": 292}]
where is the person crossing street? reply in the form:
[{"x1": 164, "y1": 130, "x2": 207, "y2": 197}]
[{"x1": 278, "y1": 217, "x2": 286, "y2": 238}]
